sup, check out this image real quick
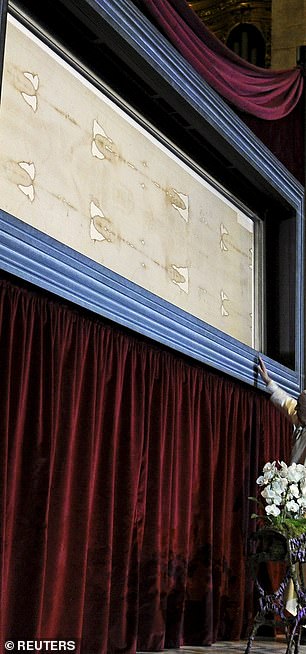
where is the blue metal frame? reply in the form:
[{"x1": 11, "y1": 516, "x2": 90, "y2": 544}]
[
  {"x1": 1, "y1": 0, "x2": 304, "y2": 395},
  {"x1": 0, "y1": 209, "x2": 300, "y2": 395}
]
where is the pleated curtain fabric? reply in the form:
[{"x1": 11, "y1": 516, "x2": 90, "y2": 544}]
[
  {"x1": 138, "y1": 0, "x2": 304, "y2": 120},
  {"x1": 0, "y1": 276, "x2": 292, "y2": 652}
]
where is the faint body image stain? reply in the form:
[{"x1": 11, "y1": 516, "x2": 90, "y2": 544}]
[
  {"x1": 166, "y1": 187, "x2": 189, "y2": 222},
  {"x1": 89, "y1": 200, "x2": 115, "y2": 243},
  {"x1": 168, "y1": 265, "x2": 189, "y2": 293}
]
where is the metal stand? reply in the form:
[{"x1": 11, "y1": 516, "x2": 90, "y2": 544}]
[{"x1": 245, "y1": 528, "x2": 306, "y2": 654}]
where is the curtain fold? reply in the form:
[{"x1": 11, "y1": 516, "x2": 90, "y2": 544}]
[
  {"x1": 137, "y1": 0, "x2": 304, "y2": 120},
  {"x1": 0, "y1": 276, "x2": 292, "y2": 652}
]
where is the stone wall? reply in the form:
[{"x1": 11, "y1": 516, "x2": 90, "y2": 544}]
[{"x1": 271, "y1": 0, "x2": 306, "y2": 68}]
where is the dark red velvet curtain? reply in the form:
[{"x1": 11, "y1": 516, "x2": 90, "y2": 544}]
[
  {"x1": 237, "y1": 95, "x2": 305, "y2": 185},
  {"x1": 0, "y1": 277, "x2": 292, "y2": 652},
  {"x1": 137, "y1": 0, "x2": 303, "y2": 120}
]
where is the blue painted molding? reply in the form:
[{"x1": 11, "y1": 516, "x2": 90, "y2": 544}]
[
  {"x1": 0, "y1": 209, "x2": 300, "y2": 396},
  {"x1": 3, "y1": 0, "x2": 305, "y2": 393}
]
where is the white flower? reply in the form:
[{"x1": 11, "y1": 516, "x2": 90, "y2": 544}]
[
  {"x1": 265, "y1": 504, "x2": 281, "y2": 517},
  {"x1": 278, "y1": 461, "x2": 288, "y2": 477},
  {"x1": 254, "y1": 460, "x2": 306, "y2": 523},
  {"x1": 272, "y1": 479, "x2": 287, "y2": 495},
  {"x1": 261, "y1": 486, "x2": 283, "y2": 506},
  {"x1": 287, "y1": 463, "x2": 305, "y2": 483},
  {"x1": 288, "y1": 483, "x2": 300, "y2": 498},
  {"x1": 263, "y1": 461, "x2": 276, "y2": 472},
  {"x1": 262, "y1": 463, "x2": 277, "y2": 482},
  {"x1": 285, "y1": 499, "x2": 299, "y2": 515},
  {"x1": 261, "y1": 487, "x2": 277, "y2": 500}
]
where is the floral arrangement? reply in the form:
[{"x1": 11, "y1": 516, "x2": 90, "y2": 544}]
[{"x1": 251, "y1": 460, "x2": 306, "y2": 536}]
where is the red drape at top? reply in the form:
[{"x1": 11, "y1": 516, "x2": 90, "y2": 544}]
[
  {"x1": 237, "y1": 95, "x2": 305, "y2": 184},
  {"x1": 138, "y1": 0, "x2": 304, "y2": 120},
  {"x1": 0, "y1": 276, "x2": 292, "y2": 652}
]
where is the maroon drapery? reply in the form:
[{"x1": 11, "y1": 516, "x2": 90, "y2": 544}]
[
  {"x1": 138, "y1": 0, "x2": 303, "y2": 120},
  {"x1": 237, "y1": 95, "x2": 305, "y2": 184},
  {"x1": 0, "y1": 276, "x2": 292, "y2": 652},
  {"x1": 135, "y1": 0, "x2": 305, "y2": 182}
]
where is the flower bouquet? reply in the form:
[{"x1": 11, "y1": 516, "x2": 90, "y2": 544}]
[{"x1": 250, "y1": 460, "x2": 306, "y2": 537}]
